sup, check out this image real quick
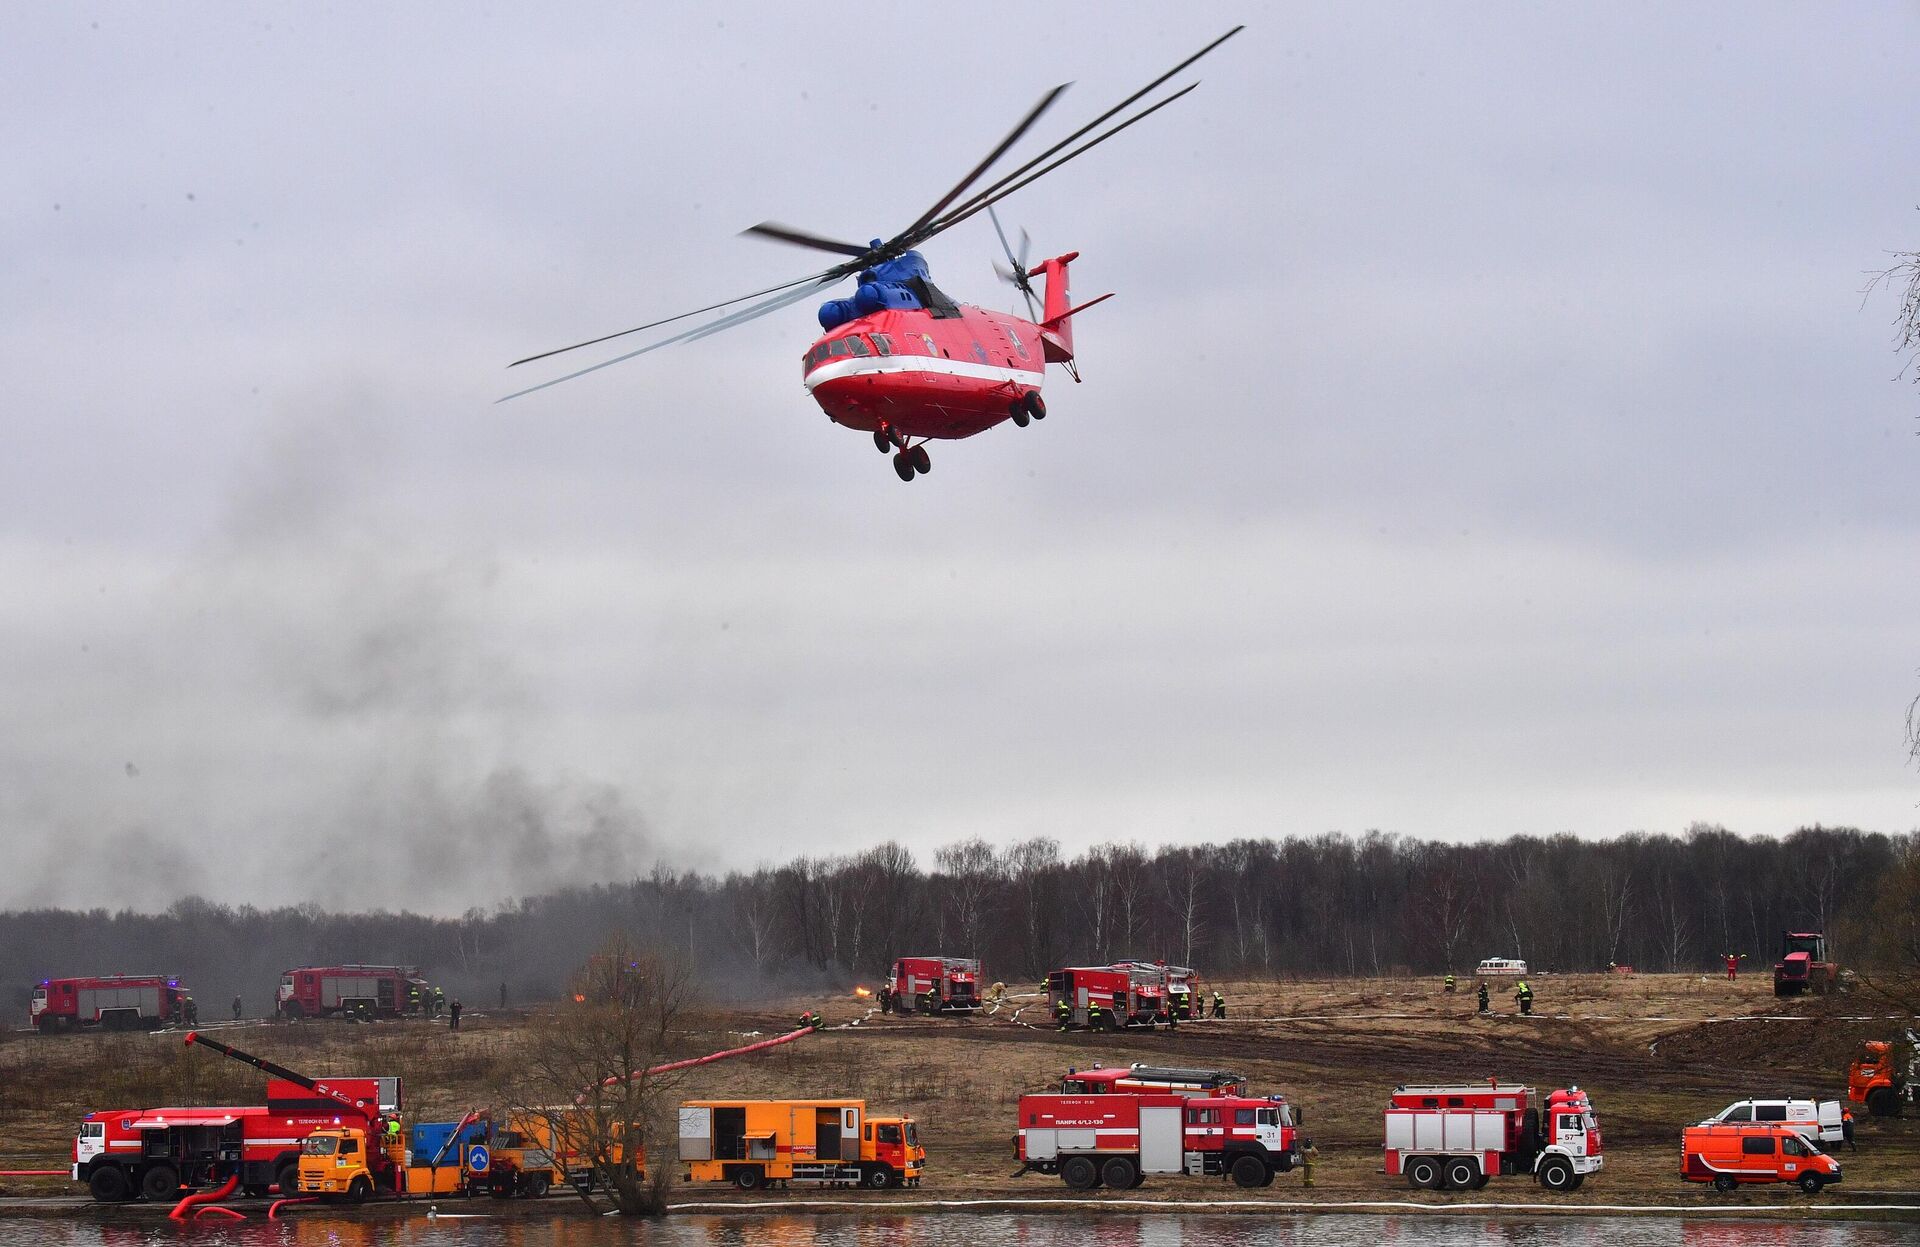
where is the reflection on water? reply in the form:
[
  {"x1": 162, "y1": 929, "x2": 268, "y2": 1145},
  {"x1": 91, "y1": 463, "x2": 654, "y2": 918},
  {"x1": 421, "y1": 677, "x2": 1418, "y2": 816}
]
[{"x1": 0, "y1": 1213, "x2": 1915, "y2": 1247}]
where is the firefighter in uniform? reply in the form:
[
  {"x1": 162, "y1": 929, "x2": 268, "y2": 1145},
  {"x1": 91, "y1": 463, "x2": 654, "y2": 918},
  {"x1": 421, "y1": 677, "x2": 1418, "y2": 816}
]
[
  {"x1": 1054, "y1": 998, "x2": 1072, "y2": 1031},
  {"x1": 1724, "y1": 953, "x2": 1739, "y2": 981},
  {"x1": 1444, "y1": 973, "x2": 1457, "y2": 993},
  {"x1": 1210, "y1": 990, "x2": 1226, "y2": 1019},
  {"x1": 1514, "y1": 980, "x2": 1533, "y2": 1016},
  {"x1": 921, "y1": 987, "x2": 939, "y2": 1015},
  {"x1": 431, "y1": 986, "x2": 445, "y2": 1018},
  {"x1": 1476, "y1": 981, "x2": 1490, "y2": 1013},
  {"x1": 1086, "y1": 998, "x2": 1106, "y2": 1031},
  {"x1": 183, "y1": 996, "x2": 198, "y2": 1024}
]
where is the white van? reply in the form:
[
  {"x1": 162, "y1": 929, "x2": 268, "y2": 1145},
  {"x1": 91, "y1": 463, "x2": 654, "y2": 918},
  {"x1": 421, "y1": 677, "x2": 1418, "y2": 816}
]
[
  {"x1": 1475, "y1": 958, "x2": 1528, "y2": 977},
  {"x1": 1699, "y1": 1099, "x2": 1844, "y2": 1145}
]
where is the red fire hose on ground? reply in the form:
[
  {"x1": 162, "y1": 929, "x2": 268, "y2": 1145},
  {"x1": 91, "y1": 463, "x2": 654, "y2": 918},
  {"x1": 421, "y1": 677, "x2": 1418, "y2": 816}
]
[
  {"x1": 586, "y1": 1025, "x2": 815, "y2": 1098},
  {"x1": 170, "y1": 1173, "x2": 240, "y2": 1220}
]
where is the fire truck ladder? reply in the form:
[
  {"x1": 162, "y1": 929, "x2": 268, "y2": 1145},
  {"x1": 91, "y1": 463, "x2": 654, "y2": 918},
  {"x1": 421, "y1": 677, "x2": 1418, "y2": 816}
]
[{"x1": 182, "y1": 1031, "x2": 375, "y2": 1119}]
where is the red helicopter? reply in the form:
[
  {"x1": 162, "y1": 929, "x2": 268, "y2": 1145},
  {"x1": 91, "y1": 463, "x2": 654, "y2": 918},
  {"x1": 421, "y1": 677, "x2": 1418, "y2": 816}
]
[{"x1": 505, "y1": 28, "x2": 1241, "y2": 481}]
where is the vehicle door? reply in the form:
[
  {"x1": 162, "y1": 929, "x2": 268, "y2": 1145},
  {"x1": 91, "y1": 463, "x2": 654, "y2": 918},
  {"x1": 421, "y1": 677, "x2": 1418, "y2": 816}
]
[{"x1": 1737, "y1": 1130, "x2": 1776, "y2": 1179}]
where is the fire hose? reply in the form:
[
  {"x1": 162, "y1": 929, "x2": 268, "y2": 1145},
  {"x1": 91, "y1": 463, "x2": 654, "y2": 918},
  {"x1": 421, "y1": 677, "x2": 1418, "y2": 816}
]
[
  {"x1": 583, "y1": 1025, "x2": 815, "y2": 1100},
  {"x1": 169, "y1": 1172, "x2": 240, "y2": 1220}
]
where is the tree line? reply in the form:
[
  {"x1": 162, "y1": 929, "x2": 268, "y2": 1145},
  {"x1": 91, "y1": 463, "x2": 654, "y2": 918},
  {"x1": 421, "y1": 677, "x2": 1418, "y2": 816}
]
[{"x1": 3, "y1": 824, "x2": 1914, "y2": 1015}]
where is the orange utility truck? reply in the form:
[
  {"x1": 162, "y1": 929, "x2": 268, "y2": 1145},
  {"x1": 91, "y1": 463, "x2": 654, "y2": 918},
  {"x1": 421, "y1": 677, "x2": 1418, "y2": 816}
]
[{"x1": 678, "y1": 1099, "x2": 923, "y2": 1190}]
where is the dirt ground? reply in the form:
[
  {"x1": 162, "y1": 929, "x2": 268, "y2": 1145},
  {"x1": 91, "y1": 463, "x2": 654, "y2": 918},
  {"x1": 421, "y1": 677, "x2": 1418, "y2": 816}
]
[{"x1": 2, "y1": 973, "x2": 1914, "y2": 1213}]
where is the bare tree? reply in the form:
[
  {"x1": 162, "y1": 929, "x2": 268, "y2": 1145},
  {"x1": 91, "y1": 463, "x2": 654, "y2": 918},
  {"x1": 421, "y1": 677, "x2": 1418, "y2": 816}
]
[
  {"x1": 512, "y1": 936, "x2": 696, "y2": 1216},
  {"x1": 934, "y1": 838, "x2": 1002, "y2": 962}
]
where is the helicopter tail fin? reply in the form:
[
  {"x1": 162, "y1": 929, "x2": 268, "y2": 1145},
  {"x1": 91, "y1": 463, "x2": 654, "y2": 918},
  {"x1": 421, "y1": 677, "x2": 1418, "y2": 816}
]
[{"x1": 1032, "y1": 252, "x2": 1080, "y2": 363}]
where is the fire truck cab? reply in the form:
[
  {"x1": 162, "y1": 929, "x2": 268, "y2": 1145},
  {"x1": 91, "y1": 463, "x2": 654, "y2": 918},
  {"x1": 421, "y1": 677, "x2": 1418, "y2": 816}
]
[
  {"x1": 1017, "y1": 1091, "x2": 1304, "y2": 1189},
  {"x1": 1384, "y1": 1083, "x2": 1602, "y2": 1193}
]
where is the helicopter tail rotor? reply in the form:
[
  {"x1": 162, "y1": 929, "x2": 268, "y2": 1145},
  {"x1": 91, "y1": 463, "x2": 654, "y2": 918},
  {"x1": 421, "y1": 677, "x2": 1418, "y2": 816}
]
[{"x1": 988, "y1": 205, "x2": 1040, "y2": 321}]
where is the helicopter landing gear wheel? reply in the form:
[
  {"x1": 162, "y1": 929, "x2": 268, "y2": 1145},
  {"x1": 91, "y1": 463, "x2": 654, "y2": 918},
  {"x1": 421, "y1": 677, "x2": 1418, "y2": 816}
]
[
  {"x1": 874, "y1": 429, "x2": 892, "y2": 454},
  {"x1": 893, "y1": 452, "x2": 917, "y2": 482},
  {"x1": 1024, "y1": 392, "x2": 1046, "y2": 421},
  {"x1": 1008, "y1": 398, "x2": 1030, "y2": 428},
  {"x1": 910, "y1": 445, "x2": 930, "y2": 474}
]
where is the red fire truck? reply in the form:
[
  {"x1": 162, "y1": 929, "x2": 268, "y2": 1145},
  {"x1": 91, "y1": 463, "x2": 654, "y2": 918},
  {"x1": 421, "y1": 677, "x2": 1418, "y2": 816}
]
[
  {"x1": 31, "y1": 975, "x2": 189, "y2": 1032},
  {"x1": 1047, "y1": 965, "x2": 1173, "y2": 1030},
  {"x1": 1016, "y1": 1090, "x2": 1306, "y2": 1189},
  {"x1": 73, "y1": 1040, "x2": 398, "y2": 1202},
  {"x1": 1060, "y1": 1063, "x2": 1249, "y2": 1096},
  {"x1": 1383, "y1": 1082, "x2": 1603, "y2": 1192},
  {"x1": 277, "y1": 965, "x2": 431, "y2": 1019},
  {"x1": 882, "y1": 956, "x2": 981, "y2": 1014}
]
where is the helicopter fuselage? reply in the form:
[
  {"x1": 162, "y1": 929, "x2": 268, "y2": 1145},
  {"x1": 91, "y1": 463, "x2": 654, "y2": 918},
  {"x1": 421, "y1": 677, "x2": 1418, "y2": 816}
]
[{"x1": 802, "y1": 303, "x2": 1047, "y2": 441}]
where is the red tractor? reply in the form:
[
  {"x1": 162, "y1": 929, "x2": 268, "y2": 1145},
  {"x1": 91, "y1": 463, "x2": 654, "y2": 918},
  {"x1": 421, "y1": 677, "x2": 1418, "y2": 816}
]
[{"x1": 1772, "y1": 931, "x2": 1840, "y2": 997}]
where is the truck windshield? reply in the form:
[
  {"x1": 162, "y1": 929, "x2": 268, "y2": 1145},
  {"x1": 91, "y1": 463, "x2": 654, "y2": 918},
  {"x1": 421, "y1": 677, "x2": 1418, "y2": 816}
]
[
  {"x1": 1784, "y1": 1135, "x2": 1817, "y2": 1156},
  {"x1": 302, "y1": 1137, "x2": 339, "y2": 1156},
  {"x1": 904, "y1": 1122, "x2": 918, "y2": 1147}
]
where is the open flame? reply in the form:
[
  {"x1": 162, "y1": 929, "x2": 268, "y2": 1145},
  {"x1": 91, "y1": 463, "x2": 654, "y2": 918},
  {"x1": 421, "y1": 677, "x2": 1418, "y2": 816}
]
[{"x1": 853, "y1": 986, "x2": 873, "y2": 999}]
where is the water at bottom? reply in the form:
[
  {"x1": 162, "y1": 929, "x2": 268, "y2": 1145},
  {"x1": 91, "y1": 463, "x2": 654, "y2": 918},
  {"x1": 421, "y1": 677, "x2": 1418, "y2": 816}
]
[{"x1": 2, "y1": 1213, "x2": 1916, "y2": 1247}]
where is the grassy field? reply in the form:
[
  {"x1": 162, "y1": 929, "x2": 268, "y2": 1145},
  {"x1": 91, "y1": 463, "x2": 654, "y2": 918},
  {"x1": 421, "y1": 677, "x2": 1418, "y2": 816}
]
[{"x1": 1, "y1": 973, "x2": 1913, "y2": 1211}]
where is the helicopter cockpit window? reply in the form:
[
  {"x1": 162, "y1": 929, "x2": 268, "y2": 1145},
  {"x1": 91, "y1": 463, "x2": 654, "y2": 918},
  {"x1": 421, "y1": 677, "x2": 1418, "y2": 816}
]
[
  {"x1": 828, "y1": 340, "x2": 851, "y2": 358},
  {"x1": 870, "y1": 334, "x2": 892, "y2": 356},
  {"x1": 846, "y1": 336, "x2": 872, "y2": 357}
]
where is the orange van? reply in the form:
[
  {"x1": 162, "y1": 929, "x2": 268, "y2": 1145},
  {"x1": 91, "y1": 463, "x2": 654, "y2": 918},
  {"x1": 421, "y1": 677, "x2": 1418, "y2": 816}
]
[{"x1": 1681, "y1": 1123, "x2": 1841, "y2": 1194}]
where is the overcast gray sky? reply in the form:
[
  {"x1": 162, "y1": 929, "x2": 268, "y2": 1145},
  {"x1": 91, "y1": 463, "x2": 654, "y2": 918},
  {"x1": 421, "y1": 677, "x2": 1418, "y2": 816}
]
[{"x1": 3, "y1": 5, "x2": 1916, "y2": 913}]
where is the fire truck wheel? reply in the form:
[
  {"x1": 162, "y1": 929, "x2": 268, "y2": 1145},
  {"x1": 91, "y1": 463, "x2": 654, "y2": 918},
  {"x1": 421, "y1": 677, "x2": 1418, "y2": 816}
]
[
  {"x1": 862, "y1": 1164, "x2": 893, "y2": 1189},
  {"x1": 1537, "y1": 1157, "x2": 1575, "y2": 1192},
  {"x1": 276, "y1": 1163, "x2": 300, "y2": 1196},
  {"x1": 1009, "y1": 399, "x2": 1030, "y2": 428},
  {"x1": 1867, "y1": 1088, "x2": 1899, "y2": 1117},
  {"x1": 1061, "y1": 1156, "x2": 1099, "y2": 1191},
  {"x1": 140, "y1": 1165, "x2": 180, "y2": 1201},
  {"x1": 1405, "y1": 1157, "x2": 1441, "y2": 1190},
  {"x1": 347, "y1": 1176, "x2": 371, "y2": 1204},
  {"x1": 87, "y1": 1167, "x2": 131, "y2": 1202},
  {"x1": 1101, "y1": 1157, "x2": 1137, "y2": 1190},
  {"x1": 1444, "y1": 1159, "x2": 1479, "y2": 1190},
  {"x1": 731, "y1": 1165, "x2": 764, "y2": 1191},
  {"x1": 1229, "y1": 1155, "x2": 1267, "y2": 1189},
  {"x1": 1798, "y1": 1172, "x2": 1824, "y2": 1195},
  {"x1": 1712, "y1": 1175, "x2": 1738, "y2": 1193}
]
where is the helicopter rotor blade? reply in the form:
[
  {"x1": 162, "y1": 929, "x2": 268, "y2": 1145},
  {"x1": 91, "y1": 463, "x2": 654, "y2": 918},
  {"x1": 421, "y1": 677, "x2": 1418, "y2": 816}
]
[
  {"x1": 507, "y1": 268, "x2": 840, "y2": 369},
  {"x1": 896, "y1": 82, "x2": 1070, "y2": 245},
  {"x1": 740, "y1": 222, "x2": 874, "y2": 259},
  {"x1": 935, "y1": 82, "x2": 1203, "y2": 238},
  {"x1": 923, "y1": 27, "x2": 1242, "y2": 240},
  {"x1": 498, "y1": 275, "x2": 839, "y2": 403}
]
